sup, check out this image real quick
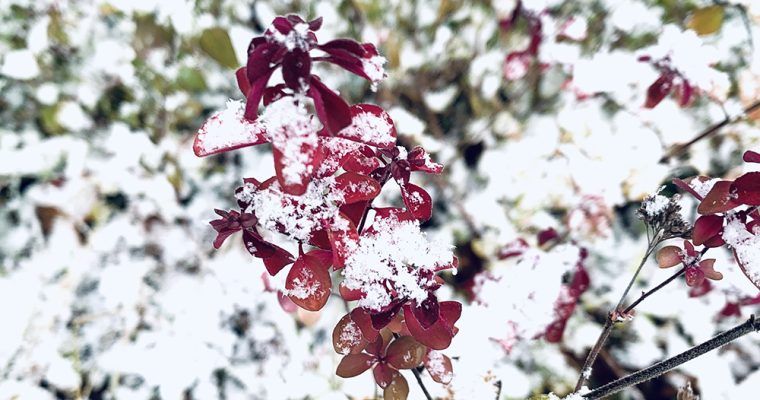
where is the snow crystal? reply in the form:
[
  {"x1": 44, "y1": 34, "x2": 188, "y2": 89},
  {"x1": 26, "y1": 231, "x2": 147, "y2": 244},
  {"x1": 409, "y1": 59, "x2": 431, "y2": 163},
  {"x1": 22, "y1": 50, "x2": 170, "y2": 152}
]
[
  {"x1": 341, "y1": 215, "x2": 454, "y2": 311},
  {"x1": 260, "y1": 97, "x2": 320, "y2": 186},
  {"x1": 195, "y1": 100, "x2": 265, "y2": 155},
  {"x1": 340, "y1": 111, "x2": 394, "y2": 147},
  {"x1": 722, "y1": 216, "x2": 760, "y2": 287},
  {"x1": 246, "y1": 177, "x2": 344, "y2": 242}
]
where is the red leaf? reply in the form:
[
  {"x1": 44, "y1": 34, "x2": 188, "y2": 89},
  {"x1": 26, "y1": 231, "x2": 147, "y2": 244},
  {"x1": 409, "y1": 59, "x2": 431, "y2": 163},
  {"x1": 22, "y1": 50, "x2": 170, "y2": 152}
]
[
  {"x1": 731, "y1": 172, "x2": 760, "y2": 206},
  {"x1": 285, "y1": 254, "x2": 332, "y2": 311},
  {"x1": 411, "y1": 293, "x2": 440, "y2": 330},
  {"x1": 335, "y1": 104, "x2": 397, "y2": 148},
  {"x1": 339, "y1": 282, "x2": 364, "y2": 301},
  {"x1": 336, "y1": 353, "x2": 375, "y2": 378},
  {"x1": 272, "y1": 142, "x2": 320, "y2": 196},
  {"x1": 350, "y1": 308, "x2": 380, "y2": 343},
  {"x1": 383, "y1": 371, "x2": 409, "y2": 400},
  {"x1": 645, "y1": 73, "x2": 674, "y2": 108},
  {"x1": 327, "y1": 213, "x2": 359, "y2": 269},
  {"x1": 407, "y1": 146, "x2": 443, "y2": 174},
  {"x1": 193, "y1": 104, "x2": 268, "y2": 157},
  {"x1": 370, "y1": 300, "x2": 405, "y2": 330},
  {"x1": 498, "y1": 238, "x2": 530, "y2": 259},
  {"x1": 342, "y1": 150, "x2": 382, "y2": 174},
  {"x1": 235, "y1": 67, "x2": 250, "y2": 95},
  {"x1": 333, "y1": 313, "x2": 368, "y2": 355},
  {"x1": 424, "y1": 350, "x2": 453, "y2": 384},
  {"x1": 403, "y1": 303, "x2": 456, "y2": 350},
  {"x1": 692, "y1": 215, "x2": 724, "y2": 246},
  {"x1": 386, "y1": 336, "x2": 426, "y2": 370},
  {"x1": 281, "y1": 48, "x2": 311, "y2": 90},
  {"x1": 373, "y1": 363, "x2": 395, "y2": 389},
  {"x1": 698, "y1": 180, "x2": 739, "y2": 215},
  {"x1": 335, "y1": 172, "x2": 382, "y2": 204},
  {"x1": 743, "y1": 150, "x2": 760, "y2": 164},
  {"x1": 308, "y1": 76, "x2": 352, "y2": 135},
  {"x1": 401, "y1": 183, "x2": 433, "y2": 222},
  {"x1": 656, "y1": 245, "x2": 682, "y2": 268}
]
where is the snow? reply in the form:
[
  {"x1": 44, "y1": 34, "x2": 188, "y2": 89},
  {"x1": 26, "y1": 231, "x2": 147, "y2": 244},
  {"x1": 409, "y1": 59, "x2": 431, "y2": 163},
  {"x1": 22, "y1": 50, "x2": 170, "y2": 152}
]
[
  {"x1": 1, "y1": 49, "x2": 40, "y2": 80},
  {"x1": 342, "y1": 215, "x2": 455, "y2": 311},
  {"x1": 641, "y1": 189, "x2": 670, "y2": 217},
  {"x1": 244, "y1": 177, "x2": 344, "y2": 242},
  {"x1": 260, "y1": 97, "x2": 320, "y2": 185},
  {"x1": 362, "y1": 55, "x2": 387, "y2": 91},
  {"x1": 339, "y1": 110, "x2": 395, "y2": 147},
  {"x1": 195, "y1": 99, "x2": 266, "y2": 155},
  {"x1": 722, "y1": 216, "x2": 760, "y2": 287}
]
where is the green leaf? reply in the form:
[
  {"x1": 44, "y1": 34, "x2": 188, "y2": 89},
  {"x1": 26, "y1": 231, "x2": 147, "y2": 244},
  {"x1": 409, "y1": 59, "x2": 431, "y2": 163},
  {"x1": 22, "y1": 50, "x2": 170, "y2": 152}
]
[
  {"x1": 199, "y1": 27, "x2": 239, "y2": 69},
  {"x1": 176, "y1": 66, "x2": 207, "y2": 92},
  {"x1": 687, "y1": 5, "x2": 724, "y2": 36}
]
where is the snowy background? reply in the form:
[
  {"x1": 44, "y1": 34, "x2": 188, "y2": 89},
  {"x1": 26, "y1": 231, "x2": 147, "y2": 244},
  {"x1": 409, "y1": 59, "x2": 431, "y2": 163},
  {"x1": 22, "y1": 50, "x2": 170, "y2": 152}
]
[{"x1": 1, "y1": 0, "x2": 760, "y2": 399}]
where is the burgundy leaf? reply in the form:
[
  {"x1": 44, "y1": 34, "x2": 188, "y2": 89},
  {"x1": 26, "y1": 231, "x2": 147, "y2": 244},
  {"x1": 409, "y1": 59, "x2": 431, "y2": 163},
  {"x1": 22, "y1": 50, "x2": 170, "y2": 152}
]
[
  {"x1": 731, "y1": 172, "x2": 760, "y2": 206},
  {"x1": 335, "y1": 172, "x2": 382, "y2": 204},
  {"x1": 336, "y1": 353, "x2": 375, "y2": 378},
  {"x1": 424, "y1": 350, "x2": 454, "y2": 384},
  {"x1": 350, "y1": 308, "x2": 380, "y2": 343},
  {"x1": 411, "y1": 293, "x2": 440, "y2": 330},
  {"x1": 333, "y1": 313, "x2": 368, "y2": 355},
  {"x1": 285, "y1": 254, "x2": 332, "y2": 311},
  {"x1": 383, "y1": 372, "x2": 409, "y2": 400},
  {"x1": 281, "y1": 48, "x2": 312, "y2": 90},
  {"x1": 743, "y1": 150, "x2": 760, "y2": 163},
  {"x1": 370, "y1": 300, "x2": 404, "y2": 330},
  {"x1": 401, "y1": 183, "x2": 433, "y2": 222},
  {"x1": 335, "y1": 104, "x2": 397, "y2": 148},
  {"x1": 308, "y1": 76, "x2": 352, "y2": 135},
  {"x1": 407, "y1": 146, "x2": 444, "y2": 174},
  {"x1": 644, "y1": 73, "x2": 674, "y2": 108},
  {"x1": 698, "y1": 180, "x2": 739, "y2": 215},
  {"x1": 692, "y1": 215, "x2": 724, "y2": 246},
  {"x1": 235, "y1": 67, "x2": 250, "y2": 95},
  {"x1": 373, "y1": 363, "x2": 395, "y2": 389},
  {"x1": 193, "y1": 104, "x2": 268, "y2": 157},
  {"x1": 385, "y1": 336, "x2": 426, "y2": 370}
]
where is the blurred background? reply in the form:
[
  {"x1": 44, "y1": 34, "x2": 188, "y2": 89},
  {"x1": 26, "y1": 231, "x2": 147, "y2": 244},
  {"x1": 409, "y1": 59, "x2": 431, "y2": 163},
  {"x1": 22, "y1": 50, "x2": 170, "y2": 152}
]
[{"x1": 1, "y1": 0, "x2": 760, "y2": 399}]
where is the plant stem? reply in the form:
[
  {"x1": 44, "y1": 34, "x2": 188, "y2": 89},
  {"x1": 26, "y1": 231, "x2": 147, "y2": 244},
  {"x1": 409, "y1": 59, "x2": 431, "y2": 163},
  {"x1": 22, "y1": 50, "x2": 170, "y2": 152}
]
[
  {"x1": 623, "y1": 267, "x2": 686, "y2": 314},
  {"x1": 411, "y1": 367, "x2": 434, "y2": 400},
  {"x1": 659, "y1": 100, "x2": 760, "y2": 163},
  {"x1": 575, "y1": 237, "x2": 660, "y2": 391},
  {"x1": 583, "y1": 315, "x2": 760, "y2": 399}
]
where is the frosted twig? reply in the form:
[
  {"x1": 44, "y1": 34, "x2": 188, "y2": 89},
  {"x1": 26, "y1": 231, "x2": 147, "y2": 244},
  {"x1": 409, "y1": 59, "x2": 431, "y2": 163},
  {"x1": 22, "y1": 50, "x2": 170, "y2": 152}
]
[{"x1": 583, "y1": 315, "x2": 760, "y2": 399}]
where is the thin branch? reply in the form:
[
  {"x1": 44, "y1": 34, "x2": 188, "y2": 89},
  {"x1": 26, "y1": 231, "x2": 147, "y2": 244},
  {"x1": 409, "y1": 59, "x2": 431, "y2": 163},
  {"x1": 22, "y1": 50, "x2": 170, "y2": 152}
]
[
  {"x1": 583, "y1": 315, "x2": 760, "y2": 400},
  {"x1": 575, "y1": 237, "x2": 660, "y2": 391},
  {"x1": 623, "y1": 267, "x2": 686, "y2": 314},
  {"x1": 659, "y1": 100, "x2": 760, "y2": 163},
  {"x1": 410, "y1": 367, "x2": 434, "y2": 400}
]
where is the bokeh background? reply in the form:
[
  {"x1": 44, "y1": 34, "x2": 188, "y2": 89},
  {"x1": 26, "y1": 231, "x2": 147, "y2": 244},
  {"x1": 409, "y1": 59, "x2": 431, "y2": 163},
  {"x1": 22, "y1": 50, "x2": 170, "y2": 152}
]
[{"x1": 1, "y1": 0, "x2": 760, "y2": 399}]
